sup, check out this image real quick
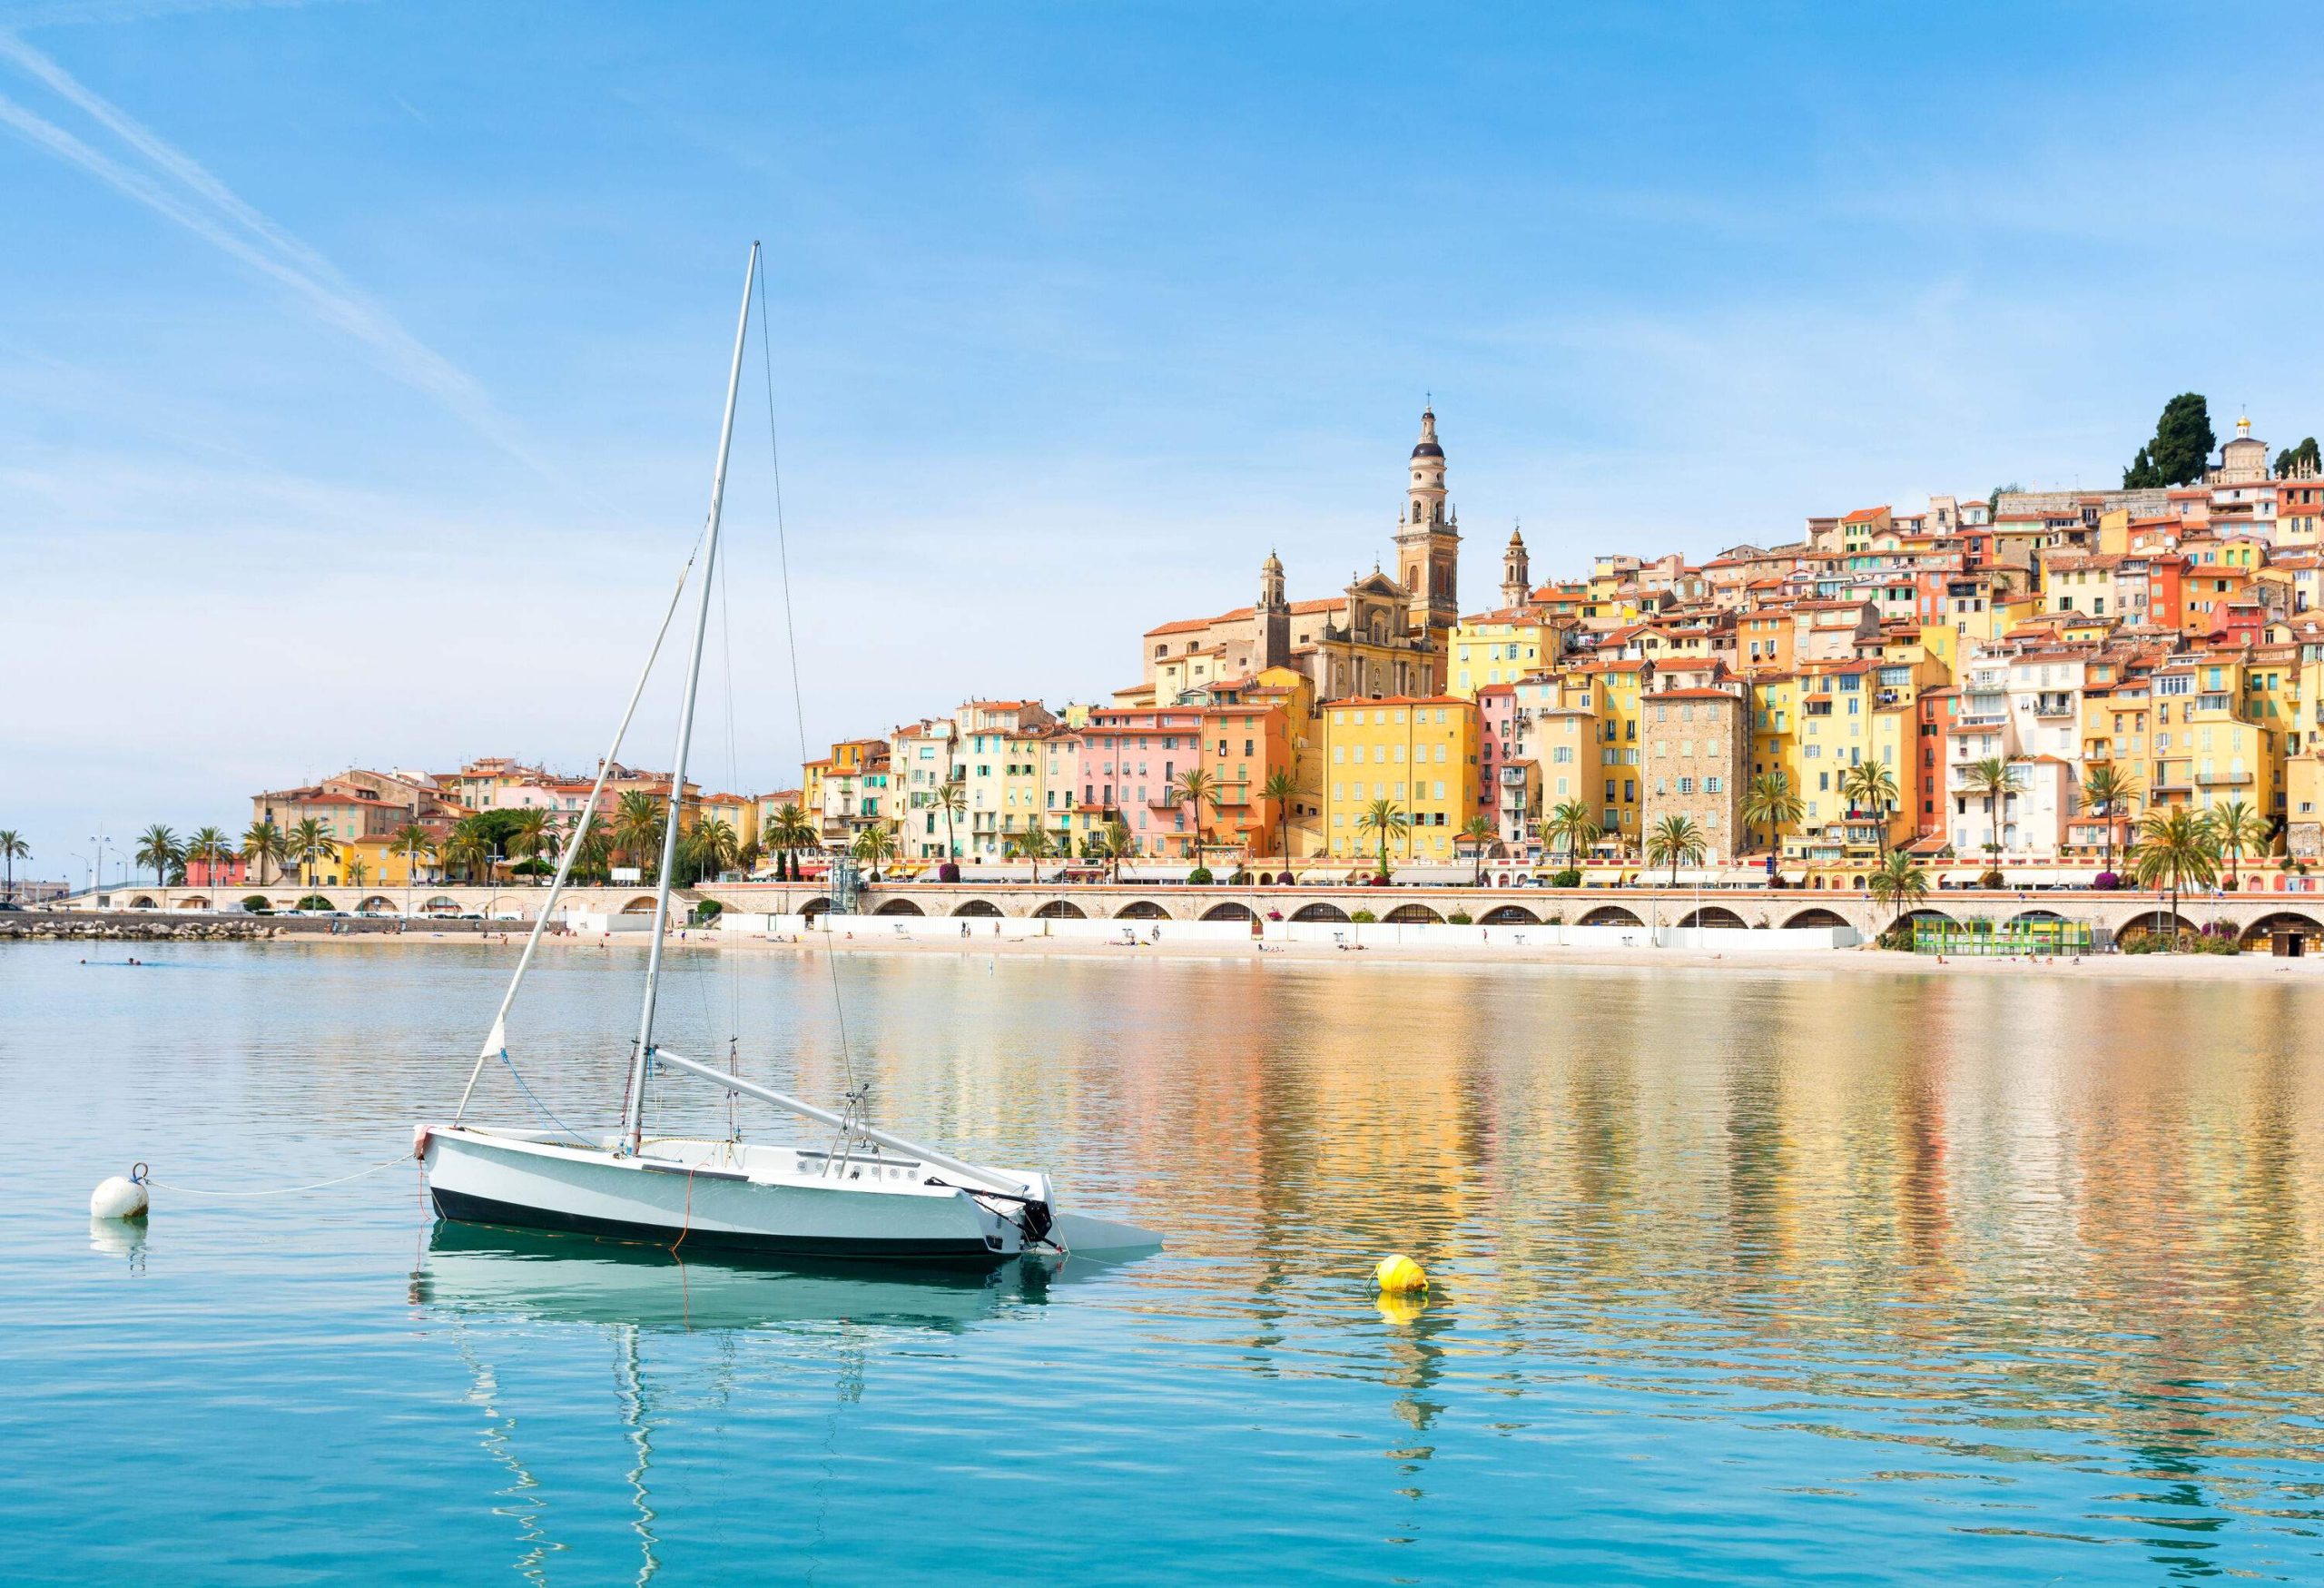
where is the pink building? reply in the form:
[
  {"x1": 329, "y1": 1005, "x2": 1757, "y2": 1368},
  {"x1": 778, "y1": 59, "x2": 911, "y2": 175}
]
[
  {"x1": 184, "y1": 854, "x2": 248, "y2": 886},
  {"x1": 1473, "y1": 682, "x2": 1534, "y2": 853}
]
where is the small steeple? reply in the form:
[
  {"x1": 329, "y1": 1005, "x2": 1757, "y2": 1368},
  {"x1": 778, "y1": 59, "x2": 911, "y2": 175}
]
[{"x1": 1501, "y1": 520, "x2": 1531, "y2": 609}]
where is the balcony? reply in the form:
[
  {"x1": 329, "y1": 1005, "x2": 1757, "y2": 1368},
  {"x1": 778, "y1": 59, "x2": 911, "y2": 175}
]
[
  {"x1": 2034, "y1": 694, "x2": 2074, "y2": 717},
  {"x1": 1498, "y1": 766, "x2": 1529, "y2": 785},
  {"x1": 2195, "y1": 769, "x2": 2254, "y2": 786}
]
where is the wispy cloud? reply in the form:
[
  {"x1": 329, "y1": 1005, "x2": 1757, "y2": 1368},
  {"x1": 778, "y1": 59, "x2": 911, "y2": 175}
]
[
  {"x1": 0, "y1": 0, "x2": 351, "y2": 35},
  {"x1": 0, "y1": 29, "x2": 547, "y2": 475}
]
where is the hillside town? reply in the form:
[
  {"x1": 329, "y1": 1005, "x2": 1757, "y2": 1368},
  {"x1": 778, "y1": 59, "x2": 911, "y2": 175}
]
[{"x1": 50, "y1": 398, "x2": 2324, "y2": 902}]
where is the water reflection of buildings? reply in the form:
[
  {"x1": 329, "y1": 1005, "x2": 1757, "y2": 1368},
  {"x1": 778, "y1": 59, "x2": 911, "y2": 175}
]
[{"x1": 452, "y1": 952, "x2": 2324, "y2": 1573}]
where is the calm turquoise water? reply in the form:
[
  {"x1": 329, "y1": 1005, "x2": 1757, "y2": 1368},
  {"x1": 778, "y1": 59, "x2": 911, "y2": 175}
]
[{"x1": 7, "y1": 940, "x2": 2324, "y2": 1583}]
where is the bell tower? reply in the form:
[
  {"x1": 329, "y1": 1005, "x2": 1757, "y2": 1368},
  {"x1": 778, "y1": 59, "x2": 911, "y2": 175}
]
[
  {"x1": 1393, "y1": 404, "x2": 1460, "y2": 632},
  {"x1": 1257, "y1": 548, "x2": 1290, "y2": 670},
  {"x1": 1501, "y1": 523, "x2": 1530, "y2": 609}
]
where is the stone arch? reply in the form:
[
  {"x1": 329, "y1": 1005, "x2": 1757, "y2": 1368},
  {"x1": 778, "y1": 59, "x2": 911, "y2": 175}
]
[
  {"x1": 425, "y1": 895, "x2": 465, "y2": 916},
  {"x1": 1200, "y1": 902, "x2": 1255, "y2": 922},
  {"x1": 355, "y1": 895, "x2": 398, "y2": 915},
  {"x1": 1115, "y1": 900, "x2": 1171, "y2": 920},
  {"x1": 175, "y1": 896, "x2": 211, "y2": 912},
  {"x1": 951, "y1": 899, "x2": 1004, "y2": 917},
  {"x1": 296, "y1": 894, "x2": 333, "y2": 912},
  {"x1": 1901, "y1": 908, "x2": 1957, "y2": 932},
  {"x1": 1580, "y1": 904, "x2": 1643, "y2": 927},
  {"x1": 619, "y1": 895, "x2": 658, "y2": 914},
  {"x1": 1481, "y1": 904, "x2": 1541, "y2": 925},
  {"x1": 1679, "y1": 904, "x2": 1748, "y2": 929},
  {"x1": 1033, "y1": 900, "x2": 1086, "y2": 919},
  {"x1": 1782, "y1": 906, "x2": 1852, "y2": 930},
  {"x1": 872, "y1": 898, "x2": 924, "y2": 916},
  {"x1": 2241, "y1": 911, "x2": 2324, "y2": 947},
  {"x1": 800, "y1": 896, "x2": 832, "y2": 919},
  {"x1": 127, "y1": 894, "x2": 158, "y2": 910},
  {"x1": 2006, "y1": 909, "x2": 2068, "y2": 928},
  {"x1": 1291, "y1": 902, "x2": 1349, "y2": 922},
  {"x1": 2114, "y1": 908, "x2": 2184, "y2": 945},
  {"x1": 1384, "y1": 903, "x2": 1443, "y2": 924}
]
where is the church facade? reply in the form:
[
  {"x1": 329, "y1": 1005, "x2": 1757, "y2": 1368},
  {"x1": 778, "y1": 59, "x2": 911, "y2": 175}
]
[{"x1": 1128, "y1": 408, "x2": 1466, "y2": 706}]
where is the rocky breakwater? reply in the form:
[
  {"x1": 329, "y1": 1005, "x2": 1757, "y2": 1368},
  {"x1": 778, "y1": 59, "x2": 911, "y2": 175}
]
[{"x1": 0, "y1": 912, "x2": 277, "y2": 942}]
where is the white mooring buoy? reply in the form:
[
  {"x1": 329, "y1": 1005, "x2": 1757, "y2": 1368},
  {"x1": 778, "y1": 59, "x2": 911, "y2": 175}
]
[{"x1": 91, "y1": 1163, "x2": 149, "y2": 1221}]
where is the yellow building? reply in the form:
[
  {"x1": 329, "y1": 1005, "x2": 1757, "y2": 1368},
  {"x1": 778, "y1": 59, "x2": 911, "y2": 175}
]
[
  {"x1": 2148, "y1": 656, "x2": 2279, "y2": 824},
  {"x1": 1558, "y1": 659, "x2": 1649, "y2": 849},
  {"x1": 330, "y1": 830, "x2": 433, "y2": 889},
  {"x1": 1322, "y1": 696, "x2": 1480, "y2": 863},
  {"x1": 1450, "y1": 610, "x2": 1554, "y2": 697}
]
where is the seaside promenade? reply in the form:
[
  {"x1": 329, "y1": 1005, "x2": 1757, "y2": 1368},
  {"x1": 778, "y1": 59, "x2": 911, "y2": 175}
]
[{"x1": 44, "y1": 876, "x2": 2324, "y2": 952}]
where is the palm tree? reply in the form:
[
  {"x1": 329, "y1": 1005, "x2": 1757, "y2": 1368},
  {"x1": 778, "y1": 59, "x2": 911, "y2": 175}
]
[
  {"x1": 1261, "y1": 768, "x2": 1300, "y2": 862},
  {"x1": 1457, "y1": 814, "x2": 1497, "y2": 884},
  {"x1": 935, "y1": 779, "x2": 967, "y2": 861},
  {"x1": 2127, "y1": 806, "x2": 2221, "y2": 949},
  {"x1": 343, "y1": 854, "x2": 369, "y2": 887},
  {"x1": 507, "y1": 808, "x2": 553, "y2": 882},
  {"x1": 389, "y1": 823, "x2": 436, "y2": 918},
  {"x1": 567, "y1": 825, "x2": 609, "y2": 886},
  {"x1": 441, "y1": 818, "x2": 493, "y2": 885},
  {"x1": 1866, "y1": 849, "x2": 1929, "y2": 930},
  {"x1": 763, "y1": 803, "x2": 816, "y2": 881},
  {"x1": 686, "y1": 815, "x2": 740, "y2": 883},
  {"x1": 1741, "y1": 770, "x2": 1805, "y2": 856},
  {"x1": 614, "y1": 791, "x2": 666, "y2": 881},
  {"x1": 1171, "y1": 766, "x2": 1220, "y2": 862},
  {"x1": 850, "y1": 824, "x2": 896, "y2": 880},
  {"x1": 1541, "y1": 797, "x2": 1600, "y2": 869},
  {"x1": 241, "y1": 820, "x2": 289, "y2": 886},
  {"x1": 1962, "y1": 756, "x2": 2015, "y2": 865},
  {"x1": 1354, "y1": 798, "x2": 1412, "y2": 878},
  {"x1": 1006, "y1": 822, "x2": 1057, "y2": 881},
  {"x1": 1644, "y1": 814, "x2": 1706, "y2": 886},
  {"x1": 2210, "y1": 798, "x2": 2264, "y2": 888},
  {"x1": 2076, "y1": 763, "x2": 2140, "y2": 875},
  {"x1": 184, "y1": 825, "x2": 231, "y2": 890},
  {"x1": 1840, "y1": 761, "x2": 1899, "y2": 853},
  {"x1": 0, "y1": 828, "x2": 28, "y2": 903},
  {"x1": 1088, "y1": 817, "x2": 1131, "y2": 883},
  {"x1": 134, "y1": 823, "x2": 181, "y2": 887},
  {"x1": 286, "y1": 817, "x2": 336, "y2": 888}
]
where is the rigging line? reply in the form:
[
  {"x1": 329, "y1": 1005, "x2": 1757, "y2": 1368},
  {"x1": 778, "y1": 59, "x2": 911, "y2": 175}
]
[
  {"x1": 496, "y1": 1050, "x2": 599, "y2": 1146},
  {"x1": 754, "y1": 257, "x2": 858, "y2": 1092}
]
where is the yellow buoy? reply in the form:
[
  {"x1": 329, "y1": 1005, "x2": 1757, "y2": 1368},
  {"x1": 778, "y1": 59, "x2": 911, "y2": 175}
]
[{"x1": 1374, "y1": 1253, "x2": 1427, "y2": 1294}]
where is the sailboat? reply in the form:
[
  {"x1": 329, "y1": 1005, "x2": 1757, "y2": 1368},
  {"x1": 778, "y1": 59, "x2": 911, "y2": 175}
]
[{"x1": 418, "y1": 243, "x2": 1157, "y2": 1266}]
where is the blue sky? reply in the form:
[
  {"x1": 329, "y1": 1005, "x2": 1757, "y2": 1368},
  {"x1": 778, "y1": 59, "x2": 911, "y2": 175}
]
[{"x1": 5, "y1": 1, "x2": 2320, "y2": 884}]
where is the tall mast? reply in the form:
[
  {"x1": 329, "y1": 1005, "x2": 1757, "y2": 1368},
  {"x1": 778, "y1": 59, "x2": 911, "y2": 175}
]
[{"x1": 624, "y1": 241, "x2": 758, "y2": 1155}]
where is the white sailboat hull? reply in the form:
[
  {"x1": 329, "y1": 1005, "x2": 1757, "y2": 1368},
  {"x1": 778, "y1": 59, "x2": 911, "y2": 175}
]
[{"x1": 422, "y1": 1126, "x2": 1034, "y2": 1264}]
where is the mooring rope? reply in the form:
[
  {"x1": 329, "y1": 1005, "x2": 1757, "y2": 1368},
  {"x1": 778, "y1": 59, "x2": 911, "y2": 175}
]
[{"x1": 140, "y1": 1151, "x2": 415, "y2": 1198}]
